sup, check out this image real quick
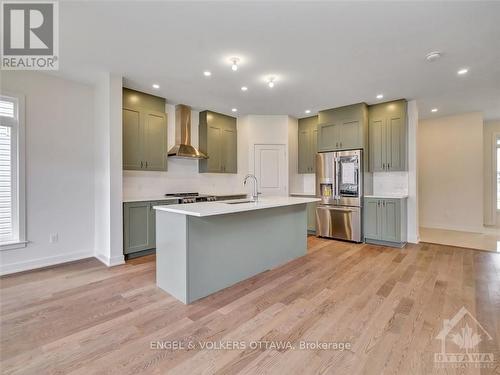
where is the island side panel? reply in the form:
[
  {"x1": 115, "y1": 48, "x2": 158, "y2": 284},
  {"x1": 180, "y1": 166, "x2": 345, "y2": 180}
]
[
  {"x1": 186, "y1": 204, "x2": 307, "y2": 303},
  {"x1": 155, "y1": 211, "x2": 189, "y2": 303}
]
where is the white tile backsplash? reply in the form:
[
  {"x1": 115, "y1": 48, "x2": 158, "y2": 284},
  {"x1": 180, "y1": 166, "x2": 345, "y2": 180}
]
[
  {"x1": 372, "y1": 171, "x2": 409, "y2": 196},
  {"x1": 123, "y1": 158, "x2": 251, "y2": 198}
]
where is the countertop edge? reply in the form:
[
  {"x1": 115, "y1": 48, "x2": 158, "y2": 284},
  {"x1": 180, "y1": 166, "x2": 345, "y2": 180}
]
[{"x1": 154, "y1": 197, "x2": 321, "y2": 217}]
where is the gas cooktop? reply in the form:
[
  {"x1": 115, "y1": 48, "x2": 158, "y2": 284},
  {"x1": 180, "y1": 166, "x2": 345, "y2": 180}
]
[{"x1": 165, "y1": 192, "x2": 217, "y2": 204}]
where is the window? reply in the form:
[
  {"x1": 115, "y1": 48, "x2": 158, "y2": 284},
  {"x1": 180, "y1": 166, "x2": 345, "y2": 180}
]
[
  {"x1": 0, "y1": 94, "x2": 26, "y2": 249},
  {"x1": 497, "y1": 137, "x2": 500, "y2": 210}
]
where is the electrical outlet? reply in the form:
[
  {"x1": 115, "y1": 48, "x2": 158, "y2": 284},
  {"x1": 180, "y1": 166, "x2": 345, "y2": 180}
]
[{"x1": 49, "y1": 233, "x2": 59, "y2": 243}]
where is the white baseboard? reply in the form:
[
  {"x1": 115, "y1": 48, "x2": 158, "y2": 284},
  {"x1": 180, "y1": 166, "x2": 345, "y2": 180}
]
[
  {"x1": 407, "y1": 235, "x2": 420, "y2": 244},
  {"x1": 0, "y1": 250, "x2": 94, "y2": 276},
  {"x1": 95, "y1": 253, "x2": 125, "y2": 267},
  {"x1": 419, "y1": 223, "x2": 485, "y2": 234}
]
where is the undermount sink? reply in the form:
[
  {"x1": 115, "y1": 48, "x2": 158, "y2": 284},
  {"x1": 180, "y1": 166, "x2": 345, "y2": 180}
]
[{"x1": 224, "y1": 200, "x2": 256, "y2": 205}]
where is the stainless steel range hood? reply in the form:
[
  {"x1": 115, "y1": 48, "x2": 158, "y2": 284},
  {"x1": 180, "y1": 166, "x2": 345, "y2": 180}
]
[{"x1": 167, "y1": 104, "x2": 208, "y2": 159}]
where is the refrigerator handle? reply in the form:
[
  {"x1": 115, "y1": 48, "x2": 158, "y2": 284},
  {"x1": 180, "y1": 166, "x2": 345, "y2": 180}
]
[{"x1": 334, "y1": 157, "x2": 340, "y2": 200}]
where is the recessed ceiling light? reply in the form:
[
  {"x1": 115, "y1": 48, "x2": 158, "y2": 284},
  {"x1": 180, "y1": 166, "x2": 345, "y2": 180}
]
[
  {"x1": 457, "y1": 68, "x2": 469, "y2": 75},
  {"x1": 376, "y1": 94, "x2": 384, "y2": 99},
  {"x1": 230, "y1": 57, "x2": 240, "y2": 71},
  {"x1": 231, "y1": 108, "x2": 237, "y2": 112},
  {"x1": 431, "y1": 108, "x2": 438, "y2": 113},
  {"x1": 241, "y1": 86, "x2": 248, "y2": 91},
  {"x1": 305, "y1": 110, "x2": 311, "y2": 114},
  {"x1": 267, "y1": 77, "x2": 275, "y2": 88},
  {"x1": 425, "y1": 51, "x2": 442, "y2": 62},
  {"x1": 203, "y1": 71, "x2": 211, "y2": 77},
  {"x1": 152, "y1": 84, "x2": 160, "y2": 89}
]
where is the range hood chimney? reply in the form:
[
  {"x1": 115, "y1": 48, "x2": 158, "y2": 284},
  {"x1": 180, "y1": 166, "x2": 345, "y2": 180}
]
[{"x1": 167, "y1": 104, "x2": 208, "y2": 159}]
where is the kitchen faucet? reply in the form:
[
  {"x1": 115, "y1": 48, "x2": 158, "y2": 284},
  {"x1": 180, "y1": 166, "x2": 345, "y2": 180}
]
[{"x1": 243, "y1": 174, "x2": 261, "y2": 201}]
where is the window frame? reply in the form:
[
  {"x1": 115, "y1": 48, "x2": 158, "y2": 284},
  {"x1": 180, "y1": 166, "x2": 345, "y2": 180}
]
[{"x1": 0, "y1": 92, "x2": 26, "y2": 250}]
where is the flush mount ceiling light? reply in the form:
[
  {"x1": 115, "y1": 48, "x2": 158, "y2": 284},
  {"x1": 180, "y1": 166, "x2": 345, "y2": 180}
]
[
  {"x1": 152, "y1": 84, "x2": 160, "y2": 89},
  {"x1": 305, "y1": 110, "x2": 311, "y2": 114},
  {"x1": 203, "y1": 71, "x2": 211, "y2": 77},
  {"x1": 431, "y1": 108, "x2": 438, "y2": 113},
  {"x1": 231, "y1": 108, "x2": 238, "y2": 112},
  {"x1": 230, "y1": 57, "x2": 240, "y2": 71},
  {"x1": 425, "y1": 51, "x2": 442, "y2": 62},
  {"x1": 457, "y1": 68, "x2": 469, "y2": 75},
  {"x1": 376, "y1": 94, "x2": 384, "y2": 99},
  {"x1": 241, "y1": 86, "x2": 248, "y2": 91},
  {"x1": 267, "y1": 77, "x2": 276, "y2": 88}
]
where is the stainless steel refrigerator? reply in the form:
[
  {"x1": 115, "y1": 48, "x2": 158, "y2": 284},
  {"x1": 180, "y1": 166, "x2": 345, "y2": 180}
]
[{"x1": 316, "y1": 149, "x2": 363, "y2": 242}]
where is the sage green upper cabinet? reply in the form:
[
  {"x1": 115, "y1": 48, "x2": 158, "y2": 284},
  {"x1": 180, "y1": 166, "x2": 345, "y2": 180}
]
[
  {"x1": 123, "y1": 107, "x2": 143, "y2": 170},
  {"x1": 122, "y1": 88, "x2": 168, "y2": 171},
  {"x1": 317, "y1": 103, "x2": 368, "y2": 152},
  {"x1": 221, "y1": 126, "x2": 237, "y2": 173},
  {"x1": 298, "y1": 116, "x2": 318, "y2": 173},
  {"x1": 199, "y1": 111, "x2": 237, "y2": 173},
  {"x1": 368, "y1": 100, "x2": 407, "y2": 172}
]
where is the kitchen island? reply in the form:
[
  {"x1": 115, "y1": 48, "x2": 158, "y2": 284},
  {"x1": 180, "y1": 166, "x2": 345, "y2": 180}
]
[{"x1": 154, "y1": 196, "x2": 320, "y2": 303}]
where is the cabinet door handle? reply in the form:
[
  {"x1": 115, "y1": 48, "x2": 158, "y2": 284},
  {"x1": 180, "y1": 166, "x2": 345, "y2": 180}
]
[
  {"x1": 141, "y1": 161, "x2": 143, "y2": 168},
  {"x1": 383, "y1": 200, "x2": 386, "y2": 207},
  {"x1": 377, "y1": 201, "x2": 380, "y2": 207},
  {"x1": 145, "y1": 161, "x2": 148, "y2": 168}
]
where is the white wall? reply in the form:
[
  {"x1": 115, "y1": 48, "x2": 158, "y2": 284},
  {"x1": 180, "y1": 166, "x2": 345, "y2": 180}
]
[
  {"x1": 483, "y1": 120, "x2": 500, "y2": 227},
  {"x1": 418, "y1": 112, "x2": 484, "y2": 233},
  {"x1": 287, "y1": 116, "x2": 302, "y2": 193},
  {"x1": 0, "y1": 71, "x2": 96, "y2": 274},
  {"x1": 94, "y1": 73, "x2": 124, "y2": 267},
  {"x1": 123, "y1": 112, "x2": 295, "y2": 198},
  {"x1": 406, "y1": 100, "x2": 419, "y2": 243}
]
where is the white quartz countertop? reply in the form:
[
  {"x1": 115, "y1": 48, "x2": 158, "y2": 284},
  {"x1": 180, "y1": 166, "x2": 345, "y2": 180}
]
[
  {"x1": 154, "y1": 196, "x2": 321, "y2": 217},
  {"x1": 365, "y1": 194, "x2": 408, "y2": 199},
  {"x1": 123, "y1": 196, "x2": 180, "y2": 203}
]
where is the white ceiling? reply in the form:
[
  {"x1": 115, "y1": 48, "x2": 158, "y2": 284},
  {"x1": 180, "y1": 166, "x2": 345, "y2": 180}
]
[{"x1": 57, "y1": 1, "x2": 500, "y2": 120}]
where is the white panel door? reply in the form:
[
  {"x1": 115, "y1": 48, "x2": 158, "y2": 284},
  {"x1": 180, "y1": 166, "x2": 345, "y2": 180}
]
[{"x1": 254, "y1": 144, "x2": 287, "y2": 196}]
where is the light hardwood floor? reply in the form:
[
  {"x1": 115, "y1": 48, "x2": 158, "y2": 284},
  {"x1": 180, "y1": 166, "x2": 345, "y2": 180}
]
[{"x1": 1, "y1": 237, "x2": 499, "y2": 374}]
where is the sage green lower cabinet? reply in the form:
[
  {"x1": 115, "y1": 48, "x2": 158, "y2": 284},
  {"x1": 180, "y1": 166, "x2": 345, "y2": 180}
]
[
  {"x1": 290, "y1": 194, "x2": 317, "y2": 232},
  {"x1": 364, "y1": 197, "x2": 407, "y2": 248},
  {"x1": 123, "y1": 200, "x2": 177, "y2": 256},
  {"x1": 307, "y1": 202, "x2": 318, "y2": 232}
]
